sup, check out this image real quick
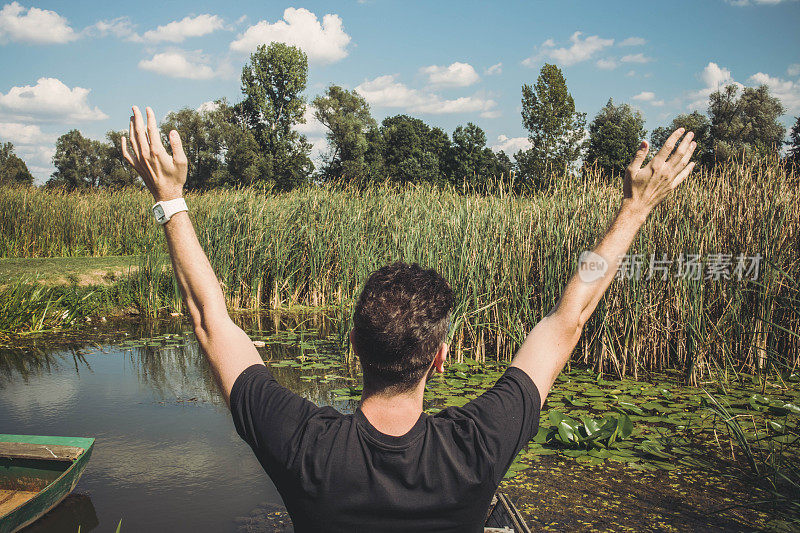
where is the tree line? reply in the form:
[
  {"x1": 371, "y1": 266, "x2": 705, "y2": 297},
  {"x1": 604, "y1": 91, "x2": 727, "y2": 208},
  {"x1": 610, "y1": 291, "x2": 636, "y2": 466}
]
[{"x1": 1, "y1": 42, "x2": 799, "y2": 190}]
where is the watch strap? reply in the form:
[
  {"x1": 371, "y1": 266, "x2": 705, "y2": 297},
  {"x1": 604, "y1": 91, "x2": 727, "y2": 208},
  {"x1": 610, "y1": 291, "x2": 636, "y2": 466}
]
[{"x1": 153, "y1": 197, "x2": 188, "y2": 225}]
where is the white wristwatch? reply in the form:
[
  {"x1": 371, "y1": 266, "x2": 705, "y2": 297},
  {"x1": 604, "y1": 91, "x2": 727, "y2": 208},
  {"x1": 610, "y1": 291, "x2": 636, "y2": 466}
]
[{"x1": 152, "y1": 198, "x2": 188, "y2": 225}]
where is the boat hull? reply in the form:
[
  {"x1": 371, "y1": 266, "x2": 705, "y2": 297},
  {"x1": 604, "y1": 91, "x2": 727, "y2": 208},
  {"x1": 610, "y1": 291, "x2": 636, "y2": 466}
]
[{"x1": 0, "y1": 435, "x2": 94, "y2": 533}]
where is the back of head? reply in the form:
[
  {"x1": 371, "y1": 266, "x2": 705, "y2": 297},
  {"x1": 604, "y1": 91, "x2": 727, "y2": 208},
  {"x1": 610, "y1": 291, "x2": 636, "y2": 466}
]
[{"x1": 352, "y1": 262, "x2": 454, "y2": 395}]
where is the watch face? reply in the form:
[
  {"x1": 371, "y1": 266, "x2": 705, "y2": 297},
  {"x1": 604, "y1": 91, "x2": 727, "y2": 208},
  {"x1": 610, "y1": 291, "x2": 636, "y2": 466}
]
[{"x1": 153, "y1": 204, "x2": 166, "y2": 222}]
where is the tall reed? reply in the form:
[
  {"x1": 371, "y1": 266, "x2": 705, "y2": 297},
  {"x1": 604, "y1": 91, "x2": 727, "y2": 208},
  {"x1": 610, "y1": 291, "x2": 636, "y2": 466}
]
[{"x1": 2, "y1": 159, "x2": 798, "y2": 379}]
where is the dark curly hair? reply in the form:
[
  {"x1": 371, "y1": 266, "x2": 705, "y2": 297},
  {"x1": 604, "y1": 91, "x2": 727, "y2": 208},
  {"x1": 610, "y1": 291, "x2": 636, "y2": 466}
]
[{"x1": 352, "y1": 262, "x2": 454, "y2": 394}]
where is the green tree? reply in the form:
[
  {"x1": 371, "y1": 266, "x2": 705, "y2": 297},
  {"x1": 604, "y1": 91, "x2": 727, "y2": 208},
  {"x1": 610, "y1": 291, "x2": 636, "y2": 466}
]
[
  {"x1": 708, "y1": 84, "x2": 785, "y2": 160},
  {"x1": 103, "y1": 131, "x2": 141, "y2": 188},
  {"x1": 651, "y1": 111, "x2": 713, "y2": 167},
  {"x1": 205, "y1": 100, "x2": 268, "y2": 187},
  {"x1": 516, "y1": 63, "x2": 586, "y2": 184},
  {"x1": 585, "y1": 98, "x2": 646, "y2": 178},
  {"x1": 312, "y1": 85, "x2": 376, "y2": 181},
  {"x1": 47, "y1": 130, "x2": 104, "y2": 189},
  {"x1": 447, "y1": 122, "x2": 502, "y2": 187},
  {"x1": 240, "y1": 42, "x2": 312, "y2": 189},
  {"x1": 787, "y1": 115, "x2": 800, "y2": 166},
  {"x1": 0, "y1": 142, "x2": 34, "y2": 186},
  {"x1": 374, "y1": 115, "x2": 449, "y2": 184},
  {"x1": 160, "y1": 107, "x2": 219, "y2": 190}
]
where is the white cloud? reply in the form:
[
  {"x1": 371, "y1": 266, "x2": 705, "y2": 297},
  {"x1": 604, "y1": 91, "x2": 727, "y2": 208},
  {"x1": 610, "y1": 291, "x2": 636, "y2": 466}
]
[
  {"x1": 726, "y1": 0, "x2": 795, "y2": 5},
  {"x1": 596, "y1": 58, "x2": 618, "y2": 70},
  {"x1": 687, "y1": 62, "x2": 743, "y2": 110},
  {"x1": 491, "y1": 135, "x2": 531, "y2": 154},
  {"x1": 142, "y1": 14, "x2": 224, "y2": 43},
  {"x1": 619, "y1": 36, "x2": 646, "y2": 47},
  {"x1": 87, "y1": 17, "x2": 141, "y2": 41},
  {"x1": 632, "y1": 91, "x2": 664, "y2": 106},
  {"x1": 139, "y1": 51, "x2": 218, "y2": 80},
  {"x1": 625, "y1": 70, "x2": 636, "y2": 77},
  {"x1": 788, "y1": 63, "x2": 800, "y2": 77},
  {"x1": 197, "y1": 101, "x2": 220, "y2": 113},
  {"x1": 0, "y1": 121, "x2": 53, "y2": 145},
  {"x1": 621, "y1": 53, "x2": 653, "y2": 64},
  {"x1": 485, "y1": 62, "x2": 502, "y2": 75},
  {"x1": 354, "y1": 74, "x2": 497, "y2": 115},
  {"x1": 230, "y1": 7, "x2": 351, "y2": 64},
  {"x1": 0, "y1": 1, "x2": 77, "y2": 44},
  {"x1": 523, "y1": 31, "x2": 614, "y2": 67},
  {"x1": 421, "y1": 62, "x2": 479, "y2": 87},
  {"x1": 0, "y1": 77, "x2": 107, "y2": 122},
  {"x1": 749, "y1": 71, "x2": 800, "y2": 112},
  {"x1": 294, "y1": 105, "x2": 327, "y2": 135}
]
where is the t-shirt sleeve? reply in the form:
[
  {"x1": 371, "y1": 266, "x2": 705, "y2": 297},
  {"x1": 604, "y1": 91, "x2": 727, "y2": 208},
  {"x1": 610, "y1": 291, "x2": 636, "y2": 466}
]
[
  {"x1": 229, "y1": 363, "x2": 322, "y2": 475},
  {"x1": 444, "y1": 366, "x2": 541, "y2": 485}
]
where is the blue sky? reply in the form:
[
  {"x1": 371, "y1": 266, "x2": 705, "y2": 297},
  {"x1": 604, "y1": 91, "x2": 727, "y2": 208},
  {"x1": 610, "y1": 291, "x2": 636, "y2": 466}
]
[{"x1": 1, "y1": 0, "x2": 798, "y2": 183}]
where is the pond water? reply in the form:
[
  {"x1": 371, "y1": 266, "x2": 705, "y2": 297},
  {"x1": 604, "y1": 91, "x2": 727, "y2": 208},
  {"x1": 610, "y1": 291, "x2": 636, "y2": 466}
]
[
  {"x1": 1, "y1": 316, "x2": 797, "y2": 532},
  {"x1": 0, "y1": 317, "x2": 355, "y2": 532}
]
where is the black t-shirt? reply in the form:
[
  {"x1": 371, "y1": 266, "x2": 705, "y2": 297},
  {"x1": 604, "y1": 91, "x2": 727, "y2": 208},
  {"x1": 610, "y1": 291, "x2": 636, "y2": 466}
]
[{"x1": 230, "y1": 364, "x2": 540, "y2": 532}]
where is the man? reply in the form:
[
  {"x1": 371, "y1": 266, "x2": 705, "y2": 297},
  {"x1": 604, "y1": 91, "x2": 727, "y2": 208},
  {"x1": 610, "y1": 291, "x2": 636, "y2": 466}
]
[{"x1": 121, "y1": 106, "x2": 696, "y2": 531}]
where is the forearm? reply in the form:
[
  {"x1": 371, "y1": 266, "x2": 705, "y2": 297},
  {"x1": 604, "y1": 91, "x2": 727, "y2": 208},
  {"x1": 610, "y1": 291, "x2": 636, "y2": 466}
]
[
  {"x1": 552, "y1": 200, "x2": 648, "y2": 327},
  {"x1": 162, "y1": 211, "x2": 229, "y2": 331}
]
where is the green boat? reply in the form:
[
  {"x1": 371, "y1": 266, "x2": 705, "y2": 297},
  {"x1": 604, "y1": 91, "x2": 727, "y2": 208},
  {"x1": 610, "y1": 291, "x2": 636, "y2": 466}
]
[{"x1": 0, "y1": 435, "x2": 94, "y2": 533}]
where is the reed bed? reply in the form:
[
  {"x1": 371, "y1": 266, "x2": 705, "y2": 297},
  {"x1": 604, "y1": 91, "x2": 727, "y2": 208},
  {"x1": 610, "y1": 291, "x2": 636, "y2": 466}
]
[{"x1": 2, "y1": 159, "x2": 798, "y2": 380}]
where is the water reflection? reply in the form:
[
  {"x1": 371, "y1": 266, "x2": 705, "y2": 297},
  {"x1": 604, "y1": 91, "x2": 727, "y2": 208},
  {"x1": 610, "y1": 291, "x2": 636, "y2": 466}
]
[{"x1": 0, "y1": 314, "x2": 351, "y2": 532}]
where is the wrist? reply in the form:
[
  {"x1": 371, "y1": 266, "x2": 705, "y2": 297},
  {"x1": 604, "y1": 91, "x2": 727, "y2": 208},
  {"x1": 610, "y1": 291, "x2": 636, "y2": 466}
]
[{"x1": 619, "y1": 199, "x2": 650, "y2": 224}]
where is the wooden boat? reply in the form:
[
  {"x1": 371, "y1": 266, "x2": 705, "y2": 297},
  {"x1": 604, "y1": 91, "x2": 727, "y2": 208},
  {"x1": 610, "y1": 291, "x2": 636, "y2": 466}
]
[
  {"x1": 484, "y1": 492, "x2": 531, "y2": 533},
  {"x1": 0, "y1": 435, "x2": 94, "y2": 533}
]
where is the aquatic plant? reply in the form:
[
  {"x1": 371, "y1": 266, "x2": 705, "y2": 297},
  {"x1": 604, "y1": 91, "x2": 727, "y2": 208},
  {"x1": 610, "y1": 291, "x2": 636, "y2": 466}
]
[{"x1": 1, "y1": 158, "x2": 798, "y2": 380}]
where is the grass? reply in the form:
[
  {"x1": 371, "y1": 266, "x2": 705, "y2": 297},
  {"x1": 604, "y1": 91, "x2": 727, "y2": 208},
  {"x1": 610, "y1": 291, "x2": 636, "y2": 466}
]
[
  {"x1": 0, "y1": 256, "x2": 137, "y2": 286},
  {"x1": 1, "y1": 158, "x2": 798, "y2": 381}
]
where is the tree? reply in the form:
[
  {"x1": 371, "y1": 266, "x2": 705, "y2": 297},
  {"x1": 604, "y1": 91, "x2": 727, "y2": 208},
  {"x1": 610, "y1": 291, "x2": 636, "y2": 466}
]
[
  {"x1": 47, "y1": 130, "x2": 104, "y2": 189},
  {"x1": 102, "y1": 131, "x2": 140, "y2": 188},
  {"x1": 312, "y1": 85, "x2": 376, "y2": 182},
  {"x1": 515, "y1": 63, "x2": 585, "y2": 185},
  {"x1": 585, "y1": 98, "x2": 646, "y2": 178},
  {"x1": 240, "y1": 42, "x2": 313, "y2": 189},
  {"x1": 651, "y1": 111, "x2": 713, "y2": 167},
  {"x1": 447, "y1": 122, "x2": 502, "y2": 188},
  {"x1": 0, "y1": 142, "x2": 34, "y2": 186},
  {"x1": 205, "y1": 99, "x2": 269, "y2": 187},
  {"x1": 373, "y1": 115, "x2": 449, "y2": 184},
  {"x1": 787, "y1": 115, "x2": 800, "y2": 166},
  {"x1": 160, "y1": 108, "x2": 219, "y2": 190},
  {"x1": 708, "y1": 84, "x2": 785, "y2": 160}
]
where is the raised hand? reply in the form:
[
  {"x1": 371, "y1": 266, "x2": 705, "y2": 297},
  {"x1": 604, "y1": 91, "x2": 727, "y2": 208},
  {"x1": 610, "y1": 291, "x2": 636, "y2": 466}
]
[
  {"x1": 623, "y1": 128, "x2": 696, "y2": 216},
  {"x1": 121, "y1": 106, "x2": 187, "y2": 202}
]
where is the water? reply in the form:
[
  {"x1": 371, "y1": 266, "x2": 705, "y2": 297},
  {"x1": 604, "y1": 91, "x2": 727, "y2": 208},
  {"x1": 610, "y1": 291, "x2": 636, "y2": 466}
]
[{"x1": 0, "y1": 319, "x2": 354, "y2": 532}]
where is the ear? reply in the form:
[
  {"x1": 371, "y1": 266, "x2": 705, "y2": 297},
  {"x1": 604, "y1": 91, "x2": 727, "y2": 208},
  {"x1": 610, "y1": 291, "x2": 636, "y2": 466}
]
[{"x1": 433, "y1": 343, "x2": 449, "y2": 373}]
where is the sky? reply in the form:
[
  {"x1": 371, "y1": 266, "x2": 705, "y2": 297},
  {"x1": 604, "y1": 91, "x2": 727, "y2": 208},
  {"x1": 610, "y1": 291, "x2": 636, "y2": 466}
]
[{"x1": 0, "y1": 0, "x2": 798, "y2": 184}]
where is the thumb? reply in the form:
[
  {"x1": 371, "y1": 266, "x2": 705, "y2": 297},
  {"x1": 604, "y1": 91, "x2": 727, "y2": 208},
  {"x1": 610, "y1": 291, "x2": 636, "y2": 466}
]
[
  {"x1": 628, "y1": 140, "x2": 649, "y2": 172},
  {"x1": 169, "y1": 130, "x2": 187, "y2": 167}
]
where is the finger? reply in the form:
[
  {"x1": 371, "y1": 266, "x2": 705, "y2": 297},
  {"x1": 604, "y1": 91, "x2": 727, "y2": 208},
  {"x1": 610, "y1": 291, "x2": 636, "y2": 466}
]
[
  {"x1": 120, "y1": 135, "x2": 137, "y2": 168},
  {"x1": 675, "y1": 141, "x2": 696, "y2": 170},
  {"x1": 627, "y1": 140, "x2": 649, "y2": 172},
  {"x1": 131, "y1": 106, "x2": 150, "y2": 159},
  {"x1": 168, "y1": 130, "x2": 188, "y2": 167},
  {"x1": 652, "y1": 128, "x2": 685, "y2": 165},
  {"x1": 667, "y1": 131, "x2": 694, "y2": 167},
  {"x1": 670, "y1": 161, "x2": 695, "y2": 189},
  {"x1": 128, "y1": 116, "x2": 141, "y2": 161},
  {"x1": 145, "y1": 107, "x2": 166, "y2": 156}
]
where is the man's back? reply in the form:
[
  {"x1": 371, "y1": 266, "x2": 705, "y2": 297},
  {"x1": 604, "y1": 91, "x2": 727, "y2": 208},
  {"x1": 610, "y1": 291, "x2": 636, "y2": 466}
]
[{"x1": 230, "y1": 364, "x2": 541, "y2": 532}]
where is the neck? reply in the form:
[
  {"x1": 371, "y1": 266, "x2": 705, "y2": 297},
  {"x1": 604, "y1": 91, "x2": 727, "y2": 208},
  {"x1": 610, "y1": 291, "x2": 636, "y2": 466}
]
[{"x1": 358, "y1": 380, "x2": 426, "y2": 437}]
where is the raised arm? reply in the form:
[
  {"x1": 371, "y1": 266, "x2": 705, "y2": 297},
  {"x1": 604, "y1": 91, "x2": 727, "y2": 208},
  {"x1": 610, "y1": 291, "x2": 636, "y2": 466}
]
[
  {"x1": 511, "y1": 128, "x2": 697, "y2": 406},
  {"x1": 121, "y1": 106, "x2": 263, "y2": 405}
]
